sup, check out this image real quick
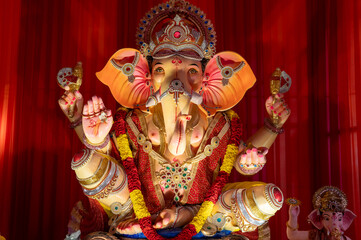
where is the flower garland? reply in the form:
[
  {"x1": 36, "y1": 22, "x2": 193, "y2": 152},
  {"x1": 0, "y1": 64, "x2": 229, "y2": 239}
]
[{"x1": 114, "y1": 109, "x2": 242, "y2": 240}]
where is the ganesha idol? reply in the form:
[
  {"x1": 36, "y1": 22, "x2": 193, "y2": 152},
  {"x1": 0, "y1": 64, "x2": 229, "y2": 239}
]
[
  {"x1": 58, "y1": 1, "x2": 291, "y2": 239},
  {"x1": 287, "y1": 186, "x2": 356, "y2": 240}
]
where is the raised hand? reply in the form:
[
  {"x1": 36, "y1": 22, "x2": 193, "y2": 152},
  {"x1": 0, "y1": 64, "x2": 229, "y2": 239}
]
[
  {"x1": 289, "y1": 205, "x2": 300, "y2": 219},
  {"x1": 82, "y1": 96, "x2": 113, "y2": 145},
  {"x1": 265, "y1": 93, "x2": 291, "y2": 128},
  {"x1": 235, "y1": 146, "x2": 267, "y2": 175},
  {"x1": 58, "y1": 86, "x2": 84, "y2": 123}
]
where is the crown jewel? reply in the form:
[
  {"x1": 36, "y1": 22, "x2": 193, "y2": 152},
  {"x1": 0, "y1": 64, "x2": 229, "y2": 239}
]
[
  {"x1": 312, "y1": 186, "x2": 348, "y2": 213},
  {"x1": 136, "y1": 0, "x2": 217, "y2": 60}
]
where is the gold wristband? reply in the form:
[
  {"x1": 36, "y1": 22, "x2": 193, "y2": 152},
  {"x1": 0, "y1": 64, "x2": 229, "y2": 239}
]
[{"x1": 286, "y1": 221, "x2": 299, "y2": 231}]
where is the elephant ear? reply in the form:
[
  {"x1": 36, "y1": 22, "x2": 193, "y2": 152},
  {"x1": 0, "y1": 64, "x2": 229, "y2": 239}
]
[
  {"x1": 308, "y1": 209, "x2": 323, "y2": 230},
  {"x1": 341, "y1": 209, "x2": 356, "y2": 231},
  {"x1": 199, "y1": 51, "x2": 256, "y2": 116},
  {"x1": 96, "y1": 48, "x2": 152, "y2": 110}
]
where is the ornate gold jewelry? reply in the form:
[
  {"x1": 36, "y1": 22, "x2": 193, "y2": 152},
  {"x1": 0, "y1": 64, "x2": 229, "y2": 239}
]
[
  {"x1": 230, "y1": 189, "x2": 260, "y2": 232},
  {"x1": 82, "y1": 161, "x2": 119, "y2": 200},
  {"x1": 331, "y1": 228, "x2": 343, "y2": 240},
  {"x1": 264, "y1": 184, "x2": 283, "y2": 210},
  {"x1": 238, "y1": 161, "x2": 265, "y2": 176},
  {"x1": 201, "y1": 211, "x2": 232, "y2": 236},
  {"x1": 110, "y1": 198, "x2": 133, "y2": 215},
  {"x1": 286, "y1": 221, "x2": 298, "y2": 231},
  {"x1": 219, "y1": 191, "x2": 231, "y2": 211},
  {"x1": 286, "y1": 198, "x2": 301, "y2": 206},
  {"x1": 77, "y1": 157, "x2": 109, "y2": 185},
  {"x1": 245, "y1": 189, "x2": 273, "y2": 221},
  {"x1": 312, "y1": 186, "x2": 347, "y2": 213},
  {"x1": 156, "y1": 162, "x2": 192, "y2": 202},
  {"x1": 71, "y1": 149, "x2": 95, "y2": 170},
  {"x1": 111, "y1": 166, "x2": 128, "y2": 194}
]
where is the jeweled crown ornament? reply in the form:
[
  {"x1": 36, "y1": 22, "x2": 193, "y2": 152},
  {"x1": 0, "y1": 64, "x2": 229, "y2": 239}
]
[
  {"x1": 312, "y1": 186, "x2": 348, "y2": 213},
  {"x1": 136, "y1": 0, "x2": 216, "y2": 60}
]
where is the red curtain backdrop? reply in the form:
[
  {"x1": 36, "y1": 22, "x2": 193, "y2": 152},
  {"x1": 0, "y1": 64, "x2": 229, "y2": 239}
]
[{"x1": 1, "y1": 0, "x2": 360, "y2": 239}]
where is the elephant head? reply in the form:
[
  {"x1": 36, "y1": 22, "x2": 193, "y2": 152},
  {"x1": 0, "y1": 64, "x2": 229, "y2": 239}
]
[
  {"x1": 308, "y1": 209, "x2": 356, "y2": 233},
  {"x1": 96, "y1": 1, "x2": 256, "y2": 156},
  {"x1": 96, "y1": 49, "x2": 255, "y2": 156},
  {"x1": 308, "y1": 186, "x2": 357, "y2": 234}
]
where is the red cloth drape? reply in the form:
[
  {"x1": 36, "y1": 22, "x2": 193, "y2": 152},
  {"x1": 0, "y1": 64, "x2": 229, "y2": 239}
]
[{"x1": 1, "y1": 0, "x2": 360, "y2": 239}]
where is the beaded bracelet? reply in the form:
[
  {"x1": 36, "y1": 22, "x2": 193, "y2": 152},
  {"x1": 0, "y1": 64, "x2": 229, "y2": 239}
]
[
  {"x1": 264, "y1": 118, "x2": 284, "y2": 134},
  {"x1": 69, "y1": 118, "x2": 82, "y2": 129},
  {"x1": 83, "y1": 134, "x2": 110, "y2": 150}
]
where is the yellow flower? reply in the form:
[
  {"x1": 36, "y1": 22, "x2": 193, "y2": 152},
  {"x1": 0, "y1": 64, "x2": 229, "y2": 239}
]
[
  {"x1": 130, "y1": 189, "x2": 151, "y2": 219},
  {"x1": 225, "y1": 110, "x2": 239, "y2": 120},
  {"x1": 116, "y1": 134, "x2": 133, "y2": 159},
  {"x1": 220, "y1": 144, "x2": 238, "y2": 174},
  {"x1": 190, "y1": 201, "x2": 214, "y2": 232}
]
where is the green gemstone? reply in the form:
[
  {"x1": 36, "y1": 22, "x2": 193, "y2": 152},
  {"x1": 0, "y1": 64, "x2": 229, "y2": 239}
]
[
  {"x1": 115, "y1": 207, "x2": 118, "y2": 210},
  {"x1": 207, "y1": 227, "x2": 211, "y2": 230},
  {"x1": 217, "y1": 218, "x2": 221, "y2": 222},
  {"x1": 178, "y1": 184, "x2": 181, "y2": 188},
  {"x1": 183, "y1": 173, "x2": 186, "y2": 177},
  {"x1": 184, "y1": 168, "x2": 188, "y2": 171},
  {"x1": 172, "y1": 168, "x2": 175, "y2": 172},
  {"x1": 175, "y1": 196, "x2": 179, "y2": 201},
  {"x1": 167, "y1": 179, "x2": 170, "y2": 182},
  {"x1": 184, "y1": 186, "x2": 187, "y2": 189},
  {"x1": 166, "y1": 166, "x2": 170, "y2": 170},
  {"x1": 165, "y1": 185, "x2": 169, "y2": 188}
]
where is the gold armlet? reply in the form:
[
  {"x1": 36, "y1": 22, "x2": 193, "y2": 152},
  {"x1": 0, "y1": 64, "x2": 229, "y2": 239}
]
[
  {"x1": 286, "y1": 221, "x2": 299, "y2": 231},
  {"x1": 77, "y1": 157, "x2": 109, "y2": 185}
]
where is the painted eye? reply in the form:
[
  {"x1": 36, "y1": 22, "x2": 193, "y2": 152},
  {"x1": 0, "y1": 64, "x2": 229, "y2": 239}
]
[
  {"x1": 325, "y1": 218, "x2": 329, "y2": 221},
  {"x1": 188, "y1": 68, "x2": 198, "y2": 74},
  {"x1": 155, "y1": 67, "x2": 164, "y2": 73}
]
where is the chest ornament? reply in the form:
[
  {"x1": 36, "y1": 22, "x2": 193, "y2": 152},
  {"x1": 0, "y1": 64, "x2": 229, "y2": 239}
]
[{"x1": 157, "y1": 162, "x2": 192, "y2": 202}]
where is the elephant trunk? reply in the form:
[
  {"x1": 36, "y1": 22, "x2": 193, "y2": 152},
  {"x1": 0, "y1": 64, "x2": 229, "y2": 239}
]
[{"x1": 168, "y1": 115, "x2": 191, "y2": 156}]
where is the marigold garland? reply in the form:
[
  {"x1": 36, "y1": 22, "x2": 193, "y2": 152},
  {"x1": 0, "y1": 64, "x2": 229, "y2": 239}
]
[
  {"x1": 225, "y1": 109, "x2": 239, "y2": 121},
  {"x1": 189, "y1": 201, "x2": 214, "y2": 232},
  {"x1": 114, "y1": 110, "x2": 241, "y2": 240},
  {"x1": 116, "y1": 134, "x2": 133, "y2": 159},
  {"x1": 130, "y1": 189, "x2": 151, "y2": 219},
  {"x1": 220, "y1": 144, "x2": 238, "y2": 174}
]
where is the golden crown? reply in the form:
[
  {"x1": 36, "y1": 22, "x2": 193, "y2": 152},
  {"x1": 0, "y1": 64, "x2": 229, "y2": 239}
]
[
  {"x1": 136, "y1": 0, "x2": 216, "y2": 60},
  {"x1": 312, "y1": 186, "x2": 348, "y2": 213}
]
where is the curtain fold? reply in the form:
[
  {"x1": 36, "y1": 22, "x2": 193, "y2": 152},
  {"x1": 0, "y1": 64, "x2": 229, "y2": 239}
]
[{"x1": 0, "y1": 0, "x2": 360, "y2": 239}]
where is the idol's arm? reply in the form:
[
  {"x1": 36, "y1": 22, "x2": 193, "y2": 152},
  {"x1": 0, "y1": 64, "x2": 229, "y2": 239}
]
[
  {"x1": 286, "y1": 205, "x2": 309, "y2": 240},
  {"x1": 58, "y1": 87, "x2": 85, "y2": 142},
  {"x1": 234, "y1": 94, "x2": 290, "y2": 175},
  {"x1": 247, "y1": 124, "x2": 278, "y2": 149},
  {"x1": 249, "y1": 93, "x2": 291, "y2": 149}
]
